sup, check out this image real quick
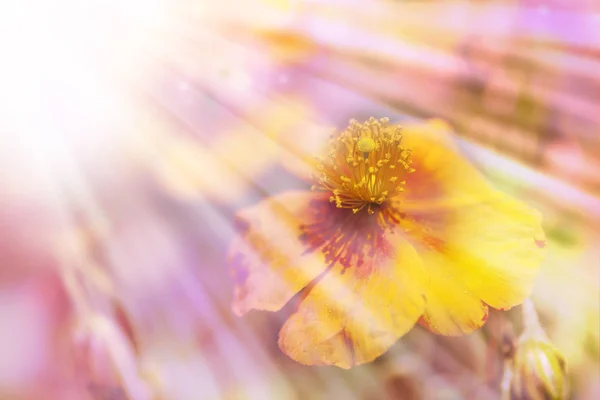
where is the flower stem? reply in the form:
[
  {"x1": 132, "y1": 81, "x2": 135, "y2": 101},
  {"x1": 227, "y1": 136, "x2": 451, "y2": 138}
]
[{"x1": 520, "y1": 298, "x2": 546, "y2": 340}]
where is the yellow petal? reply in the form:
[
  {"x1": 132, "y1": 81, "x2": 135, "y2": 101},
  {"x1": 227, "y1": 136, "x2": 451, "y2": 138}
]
[
  {"x1": 278, "y1": 237, "x2": 425, "y2": 368},
  {"x1": 397, "y1": 120, "x2": 544, "y2": 331},
  {"x1": 417, "y1": 249, "x2": 489, "y2": 335},
  {"x1": 405, "y1": 191, "x2": 544, "y2": 315},
  {"x1": 405, "y1": 193, "x2": 543, "y2": 334},
  {"x1": 401, "y1": 119, "x2": 495, "y2": 209},
  {"x1": 229, "y1": 191, "x2": 329, "y2": 315},
  {"x1": 443, "y1": 191, "x2": 545, "y2": 310}
]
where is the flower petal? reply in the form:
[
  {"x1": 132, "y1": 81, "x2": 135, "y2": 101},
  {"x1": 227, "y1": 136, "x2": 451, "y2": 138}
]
[
  {"x1": 229, "y1": 191, "x2": 329, "y2": 316},
  {"x1": 417, "y1": 250, "x2": 490, "y2": 336},
  {"x1": 394, "y1": 123, "x2": 544, "y2": 335},
  {"x1": 401, "y1": 184, "x2": 545, "y2": 316},
  {"x1": 401, "y1": 119, "x2": 494, "y2": 208},
  {"x1": 396, "y1": 120, "x2": 544, "y2": 331},
  {"x1": 278, "y1": 237, "x2": 425, "y2": 368},
  {"x1": 441, "y1": 191, "x2": 545, "y2": 310}
]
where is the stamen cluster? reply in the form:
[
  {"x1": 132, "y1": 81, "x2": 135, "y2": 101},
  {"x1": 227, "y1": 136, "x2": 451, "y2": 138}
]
[{"x1": 314, "y1": 117, "x2": 414, "y2": 215}]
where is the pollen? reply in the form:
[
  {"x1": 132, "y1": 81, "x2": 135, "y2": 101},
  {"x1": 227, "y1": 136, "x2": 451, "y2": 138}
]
[
  {"x1": 313, "y1": 117, "x2": 414, "y2": 215},
  {"x1": 357, "y1": 137, "x2": 376, "y2": 153}
]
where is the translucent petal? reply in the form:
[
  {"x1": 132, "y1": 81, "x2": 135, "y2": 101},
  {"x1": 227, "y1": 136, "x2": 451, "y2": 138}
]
[{"x1": 278, "y1": 237, "x2": 425, "y2": 368}]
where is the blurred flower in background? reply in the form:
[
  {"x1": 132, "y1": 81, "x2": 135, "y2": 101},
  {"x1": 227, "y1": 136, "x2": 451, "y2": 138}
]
[{"x1": 0, "y1": 0, "x2": 598, "y2": 399}]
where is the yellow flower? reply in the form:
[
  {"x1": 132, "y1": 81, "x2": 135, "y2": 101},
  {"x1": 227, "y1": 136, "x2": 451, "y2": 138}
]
[{"x1": 229, "y1": 117, "x2": 545, "y2": 368}]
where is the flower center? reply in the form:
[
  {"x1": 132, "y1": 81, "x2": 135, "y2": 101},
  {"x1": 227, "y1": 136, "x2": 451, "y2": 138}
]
[
  {"x1": 299, "y1": 198, "x2": 396, "y2": 271},
  {"x1": 313, "y1": 117, "x2": 414, "y2": 215},
  {"x1": 299, "y1": 118, "x2": 415, "y2": 271}
]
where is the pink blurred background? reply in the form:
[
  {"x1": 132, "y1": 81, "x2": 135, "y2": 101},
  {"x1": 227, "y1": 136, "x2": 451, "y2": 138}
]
[{"x1": 1, "y1": 1, "x2": 598, "y2": 399}]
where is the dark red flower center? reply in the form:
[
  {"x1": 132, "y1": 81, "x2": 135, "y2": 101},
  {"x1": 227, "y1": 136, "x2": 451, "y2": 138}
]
[{"x1": 299, "y1": 198, "x2": 400, "y2": 273}]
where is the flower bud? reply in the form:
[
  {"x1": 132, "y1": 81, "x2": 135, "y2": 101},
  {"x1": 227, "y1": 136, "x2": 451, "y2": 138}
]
[
  {"x1": 506, "y1": 300, "x2": 568, "y2": 400},
  {"x1": 508, "y1": 338, "x2": 568, "y2": 400}
]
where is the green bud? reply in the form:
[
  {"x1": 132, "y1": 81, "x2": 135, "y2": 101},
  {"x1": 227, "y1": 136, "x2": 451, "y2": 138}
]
[
  {"x1": 506, "y1": 300, "x2": 568, "y2": 400},
  {"x1": 509, "y1": 338, "x2": 568, "y2": 400}
]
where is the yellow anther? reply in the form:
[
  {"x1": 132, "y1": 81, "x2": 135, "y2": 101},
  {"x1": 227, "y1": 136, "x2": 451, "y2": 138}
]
[
  {"x1": 312, "y1": 117, "x2": 414, "y2": 215},
  {"x1": 357, "y1": 137, "x2": 376, "y2": 153}
]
